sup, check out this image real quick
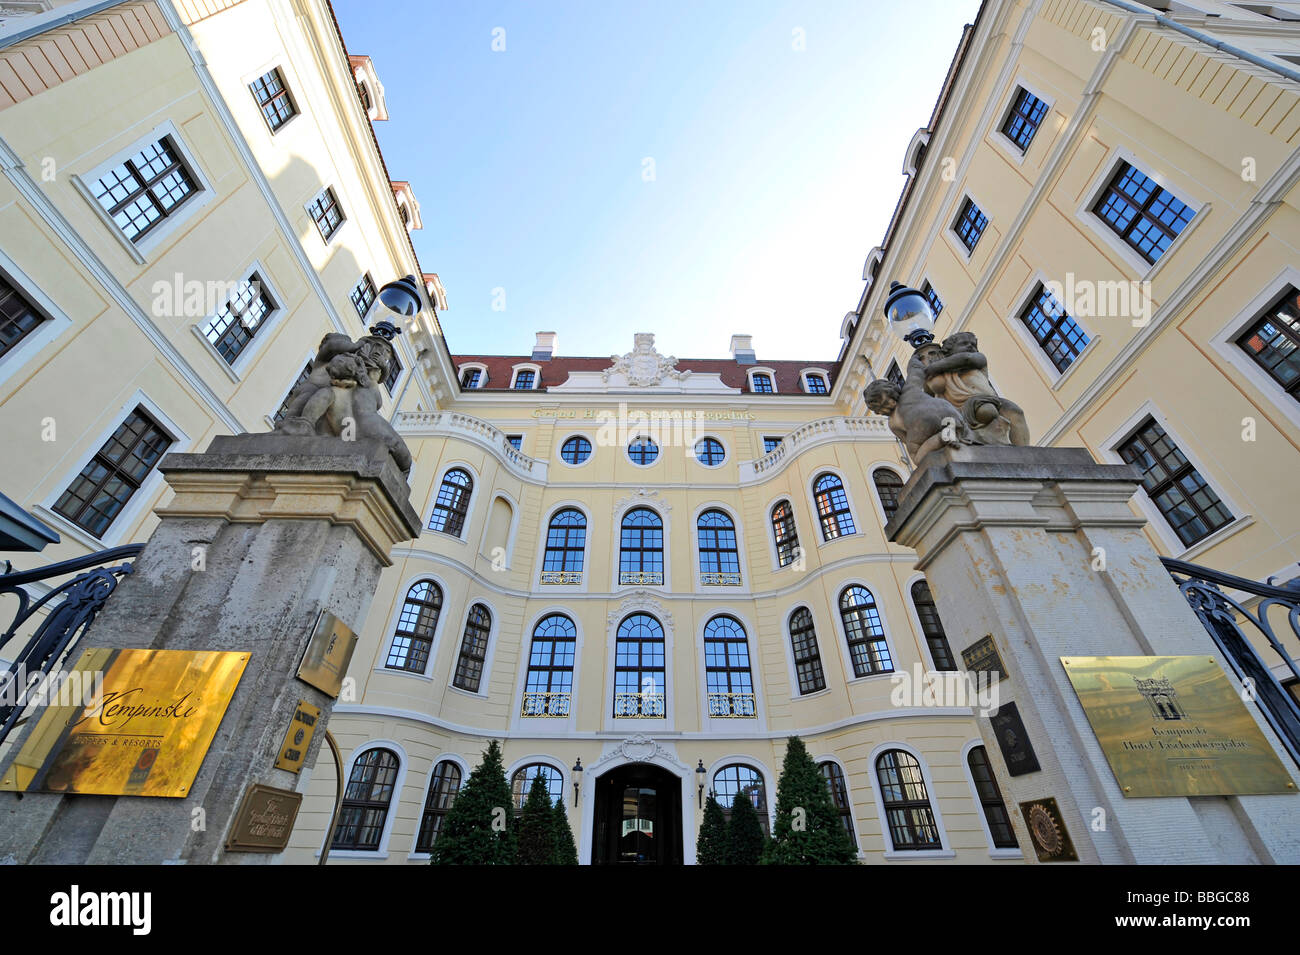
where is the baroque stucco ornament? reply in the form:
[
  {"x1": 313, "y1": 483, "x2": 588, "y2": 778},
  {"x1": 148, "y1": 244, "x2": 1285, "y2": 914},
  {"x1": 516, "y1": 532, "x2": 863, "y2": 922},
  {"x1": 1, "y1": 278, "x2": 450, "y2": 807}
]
[
  {"x1": 607, "y1": 591, "x2": 675, "y2": 630},
  {"x1": 603, "y1": 333, "x2": 691, "y2": 387},
  {"x1": 590, "y1": 735, "x2": 690, "y2": 773}
]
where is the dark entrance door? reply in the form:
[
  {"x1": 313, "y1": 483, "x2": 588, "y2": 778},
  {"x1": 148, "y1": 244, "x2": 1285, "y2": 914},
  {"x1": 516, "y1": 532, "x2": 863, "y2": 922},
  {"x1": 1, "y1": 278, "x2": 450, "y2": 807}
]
[{"x1": 591, "y1": 763, "x2": 683, "y2": 865}]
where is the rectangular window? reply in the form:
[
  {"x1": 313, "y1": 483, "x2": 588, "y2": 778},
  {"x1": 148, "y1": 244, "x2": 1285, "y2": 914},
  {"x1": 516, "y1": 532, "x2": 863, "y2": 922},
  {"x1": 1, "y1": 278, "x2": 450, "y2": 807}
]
[
  {"x1": 53, "y1": 406, "x2": 173, "y2": 537},
  {"x1": 514, "y1": 369, "x2": 535, "y2": 389},
  {"x1": 1000, "y1": 87, "x2": 1048, "y2": 152},
  {"x1": 921, "y1": 281, "x2": 943, "y2": 317},
  {"x1": 763, "y1": 436, "x2": 783, "y2": 453},
  {"x1": 350, "y1": 274, "x2": 377, "y2": 320},
  {"x1": 1236, "y1": 285, "x2": 1300, "y2": 404},
  {"x1": 383, "y1": 351, "x2": 402, "y2": 394},
  {"x1": 506, "y1": 435, "x2": 523, "y2": 450},
  {"x1": 273, "y1": 362, "x2": 313, "y2": 424},
  {"x1": 0, "y1": 272, "x2": 50, "y2": 360},
  {"x1": 1018, "y1": 283, "x2": 1091, "y2": 373},
  {"x1": 953, "y1": 197, "x2": 987, "y2": 254},
  {"x1": 91, "y1": 136, "x2": 198, "y2": 244},
  {"x1": 751, "y1": 373, "x2": 774, "y2": 393},
  {"x1": 1117, "y1": 418, "x2": 1234, "y2": 547},
  {"x1": 885, "y1": 360, "x2": 905, "y2": 389},
  {"x1": 201, "y1": 273, "x2": 276, "y2": 365},
  {"x1": 1092, "y1": 162, "x2": 1194, "y2": 265},
  {"x1": 308, "y1": 186, "x2": 344, "y2": 241},
  {"x1": 250, "y1": 67, "x2": 297, "y2": 133}
]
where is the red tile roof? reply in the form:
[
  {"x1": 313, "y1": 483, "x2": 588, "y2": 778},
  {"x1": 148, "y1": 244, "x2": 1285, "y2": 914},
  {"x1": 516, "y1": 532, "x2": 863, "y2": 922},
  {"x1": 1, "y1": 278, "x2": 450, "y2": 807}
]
[{"x1": 452, "y1": 356, "x2": 838, "y2": 394}]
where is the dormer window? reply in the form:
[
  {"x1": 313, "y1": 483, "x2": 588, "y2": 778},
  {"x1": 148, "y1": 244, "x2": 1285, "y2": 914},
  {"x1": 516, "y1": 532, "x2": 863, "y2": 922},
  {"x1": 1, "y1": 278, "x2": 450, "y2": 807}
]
[
  {"x1": 748, "y1": 368, "x2": 775, "y2": 393},
  {"x1": 459, "y1": 363, "x2": 487, "y2": 389},
  {"x1": 803, "y1": 371, "x2": 829, "y2": 394},
  {"x1": 511, "y1": 366, "x2": 538, "y2": 390},
  {"x1": 357, "y1": 80, "x2": 372, "y2": 112}
]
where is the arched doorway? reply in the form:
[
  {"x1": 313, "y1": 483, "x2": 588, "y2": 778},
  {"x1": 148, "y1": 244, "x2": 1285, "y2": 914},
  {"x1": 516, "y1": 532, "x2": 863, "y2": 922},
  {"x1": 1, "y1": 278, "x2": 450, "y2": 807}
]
[{"x1": 591, "y1": 762, "x2": 683, "y2": 865}]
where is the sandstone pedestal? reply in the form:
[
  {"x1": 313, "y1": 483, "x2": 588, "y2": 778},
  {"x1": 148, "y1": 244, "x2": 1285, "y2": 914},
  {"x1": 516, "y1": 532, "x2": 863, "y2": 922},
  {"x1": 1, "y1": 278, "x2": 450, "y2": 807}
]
[
  {"x1": 887, "y1": 445, "x2": 1300, "y2": 864},
  {"x1": 0, "y1": 434, "x2": 420, "y2": 864}
]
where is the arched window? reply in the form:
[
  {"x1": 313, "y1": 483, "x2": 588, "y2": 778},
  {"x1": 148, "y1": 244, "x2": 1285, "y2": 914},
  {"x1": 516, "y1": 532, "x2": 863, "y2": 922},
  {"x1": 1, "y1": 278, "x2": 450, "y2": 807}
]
[
  {"x1": 697, "y1": 509, "x2": 740, "y2": 585},
  {"x1": 814, "y1": 473, "x2": 856, "y2": 540},
  {"x1": 613, "y1": 613, "x2": 666, "y2": 718},
  {"x1": 704, "y1": 615, "x2": 755, "y2": 717},
  {"x1": 788, "y1": 607, "x2": 825, "y2": 695},
  {"x1": 560, "y1": 435, "x2": 591, "y2": 464},
  {"x1": 694, "y1": 437, "x2": 725, "y2": 466},
  {"x1": 513, "y1": 368, "x2": 536, "y2": 389},
  {"x1": 804, "y1": 372, "x2": 828, "y2": 394},
  {"x1": 522, "y1": 614, "x2": 576, "y2": 717},
  {"x1": 627, "y1": 435, "x2": 659, "y2": 465},
  {"x1": 541, "y1": 508, "x2": 586, "y2": 583},
  {"x1": 839, "y1": 585, "x2": 893, "y2": 677},
  {"x1": 770, "y1": 500, "x2": 799, "y2": 568},
  {"x1": 619, "y1": 507, "x2": 663, "y2": 585},
  {"x1": 873, "y1": 468, "x2": 904, "y2": 522},
  {"x1": 751, "y1": 372, "x2": 774, "y2": 393},
  {"x1": 713, "y1": 764, "x2": 768, "y2": 834},
  {"x1": 332, "y1": 748, "x2": 399, "y2": 850},
  {"x1": 415, "y1": 760, "x2": 462, "y2": 853},
  {"x1": 428, "y1": 467, "x2": 472, "y2": 536},
  {"x1": 876, "y1": 750, "x2": 941, "y2": 850},
  {"x1": 460, "y1": 367, "x2": 481, "y2": 388},
  {"x1": 911, "y1": 579, "x2": 956, "y2": 671},
  {"x1": 967, "y1": 745, "x2": 1017, "y2": 849},
  {"x1": 511, "y1": 763, "x2": 563, "y2": 811},
  {"x1": 452, "y1": 603, "x2": 491, "y2": 692},
  {"x1": 386, "y1": 580, "x2": 442, "y2": 672},
  {"x1": 818, "y1": 761, "x2": 857, "y2": 850}
]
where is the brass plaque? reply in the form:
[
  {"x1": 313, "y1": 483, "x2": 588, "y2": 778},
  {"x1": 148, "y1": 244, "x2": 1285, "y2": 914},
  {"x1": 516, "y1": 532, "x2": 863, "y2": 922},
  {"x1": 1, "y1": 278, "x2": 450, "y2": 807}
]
[
  {"x1": 962, "y1": 635, "x2": 1008, "y2": 682},
  {"x1": 1062, "y1": 655, "x2": 1297, "y2": 797},
  {"x1": 273, "y1": 700, "x2": 321, "y2": 773},
  {"x1": 1019, "y1": 797, "x2": 1078, "y2": 862},
  {"x1": 296, "y1": 611, "x2": 356, "y2": 698},
  {"x1": 0, "y1": 648, "x2": 247, "y2": 797},
  {"x1": 225, "y1": 783, "x2": 302, "y2": 852}
]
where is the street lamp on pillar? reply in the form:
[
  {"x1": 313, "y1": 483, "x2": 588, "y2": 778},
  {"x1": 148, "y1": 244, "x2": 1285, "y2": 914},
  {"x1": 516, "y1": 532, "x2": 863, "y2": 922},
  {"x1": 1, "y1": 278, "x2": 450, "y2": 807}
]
[
  {"x1": 696, "y1": 759, "x2": 707, "y2": 808},
  {"x1": 572, "y1": 758, "x2": 583, "y2": 806},
  {"x1": 376, "y1": 274, "x2": 424, "y2": 316},
  {"x1": 883, "y1": 280, "x2": 937, "y2": 349}
]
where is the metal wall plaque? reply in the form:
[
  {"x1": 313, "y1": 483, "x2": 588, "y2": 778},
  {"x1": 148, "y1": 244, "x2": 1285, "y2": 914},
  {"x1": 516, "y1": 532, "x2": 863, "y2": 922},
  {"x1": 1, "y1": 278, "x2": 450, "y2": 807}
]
[
  {"x1": 274, "y1": 700, "x2": 321, "y2": 773},
  {"x1": 0, "y1": 648, "x2": 247, "y2": 797},
  {"x1": 296, "y1": 610, "x2": 356, "y2": 698},
  {"x1": 1062, "y1": 655, "x2": 1297, "y2": 797},
  {"x1": 225, "y1": 783, "x2": 303, "y2": 853},
  {"x1": 989, "y1": 701, "x2": 1041, "y2": 776},
  {"x1": 962, "y1": 635, "x2": 1008, "y2": 682},
  {"x1": 1018, "y1": 797, "x2": 1078, "y2": 862}
]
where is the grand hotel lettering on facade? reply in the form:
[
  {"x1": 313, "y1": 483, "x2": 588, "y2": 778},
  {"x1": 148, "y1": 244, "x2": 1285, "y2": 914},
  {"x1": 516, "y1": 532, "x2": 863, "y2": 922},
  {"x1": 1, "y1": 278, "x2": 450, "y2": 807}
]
[{"x1": 0, "y1": 0, "x2": 1298, "y2": 864}]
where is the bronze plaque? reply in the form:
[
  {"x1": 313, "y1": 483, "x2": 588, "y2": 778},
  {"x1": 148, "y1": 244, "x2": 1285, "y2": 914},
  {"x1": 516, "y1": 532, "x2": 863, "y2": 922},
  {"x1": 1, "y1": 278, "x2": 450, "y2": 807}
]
[
  {"x1": 296, "y1": 611, "x2": 356, "y2": 698},
  {"x1": 225, "y1": 783, "x2": 302, "y2": 852},
  {"x1": 1062, "y1": 655, "x2": 1297, "y2": 797},
  {"x1": 989, "y1": 701, "x2": 1041, "y2": 776},
  {"x1": 0, "y1": 648, "x2": 247, "y2": 797},
  {"x1": 273, "y1": 700, "x2": 321, "y2": 773},
  {"x1": 962, "y1": 635, "x2": 1008, "y2": 682},
  {"x1": 1018, "y1": 797, "x2": 1078, "y2": 862}
]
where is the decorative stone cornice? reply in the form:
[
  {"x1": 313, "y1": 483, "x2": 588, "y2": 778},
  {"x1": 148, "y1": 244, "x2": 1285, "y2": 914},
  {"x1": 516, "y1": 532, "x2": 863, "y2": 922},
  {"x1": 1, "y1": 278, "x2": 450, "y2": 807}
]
[{"x1": 607, "y1": 591, "x2": 675, "y2": 630}]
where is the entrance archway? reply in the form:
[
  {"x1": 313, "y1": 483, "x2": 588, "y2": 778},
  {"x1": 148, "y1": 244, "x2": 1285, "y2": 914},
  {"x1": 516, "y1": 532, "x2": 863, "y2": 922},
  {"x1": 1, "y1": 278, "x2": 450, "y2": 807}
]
[{"x1": 591, "y1": 762, "x2": 683, "y2": 865}]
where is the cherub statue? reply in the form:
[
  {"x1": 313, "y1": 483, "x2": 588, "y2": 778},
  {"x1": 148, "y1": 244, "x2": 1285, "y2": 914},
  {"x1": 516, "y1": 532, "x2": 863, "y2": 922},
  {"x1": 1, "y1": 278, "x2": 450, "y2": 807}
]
[
  {"x1": 274, "y1": 322, "x2": 414, "y2": 478},
  {"x1": 922, "y1": 332, "x2": 1029, "y2": 446},
  {"x1": 864, "y1": 345, "x2": 974, "y2": 463}
]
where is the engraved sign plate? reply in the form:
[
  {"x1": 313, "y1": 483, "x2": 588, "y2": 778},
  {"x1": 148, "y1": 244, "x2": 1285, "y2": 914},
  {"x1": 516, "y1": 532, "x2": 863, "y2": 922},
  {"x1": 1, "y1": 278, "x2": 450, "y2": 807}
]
[
  {"x1": 297, "y1": 611, "x2": 356, "y2": 698},
  {"x1": 1018, "y1": 797, "x2": 1078, "y2": 863},
  {"x1": 962, "y1": 635, "x2": 1008, "y2": 682},
  {"x1": 225, "y1": 783, "x2": 303, "y2": 852},
  {"x1": 274, "y1": 700, "x2": 321, "y2": 773},
  {"x1": 0, "y1": 648, "x2": 247, "y2": 797},
  {"x1": 1062, "y1": 655, "x2": 1297, "y2": 797},
  {"x1": 989, "y1": 701, "x2": 1041, "y2": 776}
]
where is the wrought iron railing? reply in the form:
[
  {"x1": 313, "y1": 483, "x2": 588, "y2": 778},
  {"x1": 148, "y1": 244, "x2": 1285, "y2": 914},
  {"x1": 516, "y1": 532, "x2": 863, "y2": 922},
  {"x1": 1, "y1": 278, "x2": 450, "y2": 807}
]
[
  {"x1": 613, "y1": 692, "x2": 665, "y2": 718},
  {"x1": 700, "y1": 572, "x2": 742, "y2": 587},
  {"x1": 540, "y1": 571, "x2": 582, "y2": 585},
  {"x1": 0, "y1": 544, "x2": 142, "y2": 747},
  {"x1": 707, "y1": 692, "x2": 757, "y2": 718},
  {"x1": 520, "y1": 691, "x2": 571, "y2": 717},
  {"x1": 1162, "y1": 557, "x2": 1300, "y2": 769},
  {"x1": 619, "y1": 571, "x2": 663, "y2": 586}
]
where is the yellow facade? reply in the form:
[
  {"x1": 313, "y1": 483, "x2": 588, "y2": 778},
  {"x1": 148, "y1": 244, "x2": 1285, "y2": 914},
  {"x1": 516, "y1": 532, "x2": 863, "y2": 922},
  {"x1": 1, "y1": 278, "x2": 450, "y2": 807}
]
[{"x1": 1, "y1": 0, "x2": 1298, "y2": 865}]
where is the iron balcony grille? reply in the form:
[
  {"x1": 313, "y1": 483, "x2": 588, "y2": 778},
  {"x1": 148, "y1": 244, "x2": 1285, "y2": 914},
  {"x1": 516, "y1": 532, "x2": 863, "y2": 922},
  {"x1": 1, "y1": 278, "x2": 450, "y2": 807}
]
[
  {"x1": 613, "y1": 692, "x2": 666, "y2": 718},
  {"x1": 540, "y1": 571, "x2": 582, "y2": 585},
  {"x1": 707, "y1": 692, "x2": 757, "y2": 718},
  {"x1": 619, "y1": 571, "x2": 663, "y2": 586},
  {"x1": 700, "y1": 572, "x2": 742, "y2": 587},
  {"x1": 520, "y1": 692, "x2": 571, "y2": 718}
]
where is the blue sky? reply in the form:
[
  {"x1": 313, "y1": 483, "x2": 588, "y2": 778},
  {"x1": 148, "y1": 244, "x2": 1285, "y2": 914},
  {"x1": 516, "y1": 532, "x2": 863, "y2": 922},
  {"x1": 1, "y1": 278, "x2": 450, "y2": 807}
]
[{"x1": 334, "y1": 0, "x2": 983, "y2": 361}]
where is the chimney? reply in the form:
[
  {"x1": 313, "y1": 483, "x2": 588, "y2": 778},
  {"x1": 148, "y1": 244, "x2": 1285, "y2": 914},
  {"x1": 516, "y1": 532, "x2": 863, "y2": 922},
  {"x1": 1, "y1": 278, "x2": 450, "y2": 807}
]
[
  {"x1": 533, "y1": 331, "x2": 557, "y2": 361},
  {"x1": 729, "y1": 334, "x2": 755, "y2": 364}
]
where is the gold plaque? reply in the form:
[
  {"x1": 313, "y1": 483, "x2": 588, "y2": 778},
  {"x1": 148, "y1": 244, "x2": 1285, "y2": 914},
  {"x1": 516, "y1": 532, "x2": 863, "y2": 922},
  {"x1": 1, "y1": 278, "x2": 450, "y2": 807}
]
[
  {"x1": 225, "y1": 783, "x2": 302, "y2": 852},
  {"x1": 1018, "y1": 797, "x2": 1078, "y2": 862},
  {"x1": 1062, "y1": 655, "x2": 1297, "y2": 797},
  {"x1": 273, "y1": 700, "x2": 321, "y2": 773},
  {"x1": 0, "y1": 648, "x2": 247, "y2": 797},
  {"x1": 296, "y1": 611, "x2": 356, "y2": 698}
]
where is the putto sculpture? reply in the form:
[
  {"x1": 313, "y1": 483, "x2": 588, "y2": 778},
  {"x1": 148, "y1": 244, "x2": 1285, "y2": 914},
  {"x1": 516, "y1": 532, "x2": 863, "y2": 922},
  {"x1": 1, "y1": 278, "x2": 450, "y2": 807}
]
[{"x1": 274, "y1": 320, "x2": 414, "y2": 478}]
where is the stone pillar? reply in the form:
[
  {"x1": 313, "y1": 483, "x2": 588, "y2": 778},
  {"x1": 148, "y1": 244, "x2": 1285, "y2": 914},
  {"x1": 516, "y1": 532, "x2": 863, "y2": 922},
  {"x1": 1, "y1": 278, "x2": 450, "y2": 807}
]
[
  {"x1": 0, "y1": 434, "x2": 420, "y2": 864},
  {"x1": 887, "y1": 445, "x2": 1300, "y2": 865}
]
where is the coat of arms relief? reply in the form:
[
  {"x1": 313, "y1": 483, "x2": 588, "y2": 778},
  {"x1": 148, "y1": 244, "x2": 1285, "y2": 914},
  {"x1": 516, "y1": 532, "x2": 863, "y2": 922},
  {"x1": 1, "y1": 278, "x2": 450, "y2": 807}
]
[{"x1": 603, "y1": 333, "x2": 691, "y2": 387}]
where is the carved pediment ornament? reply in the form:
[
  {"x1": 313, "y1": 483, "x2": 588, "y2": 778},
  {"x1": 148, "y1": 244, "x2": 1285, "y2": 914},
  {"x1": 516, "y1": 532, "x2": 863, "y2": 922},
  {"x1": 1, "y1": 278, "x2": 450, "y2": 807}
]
[
  {"x1": 590, "y1": 734, "x2": 690, "y2": 773},
  {"x1": 602, "y1": 333, "x2": 690, "y2": 387},
  {"x1": 614, "y1": 487, "x2": 671, "y2": 515},
  {"x1": 606, "y1": 590, "x2": 674, "y2": 630}
]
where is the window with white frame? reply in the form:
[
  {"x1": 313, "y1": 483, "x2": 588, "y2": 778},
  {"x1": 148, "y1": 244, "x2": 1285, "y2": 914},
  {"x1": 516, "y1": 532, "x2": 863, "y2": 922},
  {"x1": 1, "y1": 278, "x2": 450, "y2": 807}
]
[
  {"x1": 200, "y1": 272, "x2": 277, "y2": 366},
  {"x1": 90, "y1": 135, "x2": 200, "y2": 245},
  {"x1": 1091, "y1": 161, "x2": 1194, "y2": 265},
  {"x1": 1235, "y1": 285, "x2": 1300, "y2": 406},
  {"x1": 308, "y1": 186, "x2": 345, "y2": 241},
  {"x1": 0, "y1": 271, "x2": 51, "y2": 360},
  {"x1": 1116, "y1": 417, "x2": 1234, "y2": 547}
]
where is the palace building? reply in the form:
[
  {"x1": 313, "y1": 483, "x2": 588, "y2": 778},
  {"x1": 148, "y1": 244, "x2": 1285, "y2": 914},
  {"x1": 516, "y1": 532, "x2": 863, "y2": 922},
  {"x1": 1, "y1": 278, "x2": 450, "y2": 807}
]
[{"x1": 0, "y1": 0, "x2": 1298, "y2": 865}]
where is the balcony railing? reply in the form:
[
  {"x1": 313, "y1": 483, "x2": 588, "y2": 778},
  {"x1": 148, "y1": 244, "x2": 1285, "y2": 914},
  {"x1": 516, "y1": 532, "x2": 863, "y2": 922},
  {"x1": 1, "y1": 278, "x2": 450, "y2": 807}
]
[
  {"x1": 613, "y1": 692, "x2": 666, "y2": 718},
  {"x1": 395, "y1": 410, "x2": 548, "y2": 482},
  {"x1": 707, "y1": 692, "x2": 757, "y2": 718},
  {"x1": 700, "y1": 572, "x2": 742, "y2": 587},
  {"x1": 739, "y1": 415, "x2": 893, "y2": 483},
  {"x1": 520, "y1": 692, "x2": 571, "y2": 717},
  {"x1": 540, "y1": 571, "x2": 582, "y2": 585},
  {"x1": 619, "y1": 571, "x2": 663, "y2": 586}
]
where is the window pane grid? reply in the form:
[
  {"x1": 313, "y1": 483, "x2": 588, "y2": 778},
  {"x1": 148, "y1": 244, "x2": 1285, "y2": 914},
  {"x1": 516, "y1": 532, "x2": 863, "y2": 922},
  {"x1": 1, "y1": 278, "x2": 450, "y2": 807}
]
[
  {"x1": 814, "y1": 474, "x2": 856, "y2": 540},
  {"x1": 968, "y1": 746, "x2": 1017, "y2": 849},
  {"x1": 789, "y1": 608, "x2": 826, "y2": 694},
  {"x1": 911, "y1": 579, "x2": 956, "y2": 671},
  {"x1": 91, "y1": 137, "x2": 197, "y2": 243},
  {"x1": 921, "y1": 281, "x2": 944, "y2": 317},
  {"x1": 840, "y1": 586, "x2": 893, "y2": 677},
  {"x1": 351, "y1": 274, "x2": 377, "y2": 319},
  {"x1": 428, "y1": 468, "x2": 472, "y2": 536},
  {"x1": 805, "y1": 374, "x2": 828, "y2": 394},
  {"x1": 561, "y1": 436, "x2": 592, "y2": 463},
  {"x1": 250, "y1": 67, "x2": 297, "y2": 131},
  {"x1": 1236, "y1": 286, "x2": 1300, "y2": 401},
  {"x1": 819, "y1": 761, "x2": 857, "y2": 849},
  {"x1": 619, "y1": 507, "x2": 663, "y2": 578},
  {"x1": 53, "y1": 407, "x2": 172, "y2": 537},
  {"x1": 513, "y1": 369, "x2": 535, "y2": 389},
  {"x1": 876, "y1": 750, "x2": 941, "y2": 850},
  {"x1": 954, "y1": 197, "x2": 987, "y2": 253},
  {"x1": 511, "y1": 764, "x2": 562, "y2": 810},
  {"x1": 697, "y1": 510, "x2": 739, "y2": 576},
  {"x1": 613, "y1": 613, "x2": 666, "y2": 717},
  {"x1": 543, "y1": 509, "x2": 586, "y2": 572},
  {"x1": 0, "y1": 274, "x2": 49, "y2": 358},
  {"x1": 1118, "y1": 419, "x2": 1233, "y2": 546},
  {"x1": 386, "y1": 580, "x2": 442, "y2": 672},
  {"x1": 460, "y1": 368, "x2": 481, "y2": 388},
  {"x1": 523, "y1": 616, "x2": 576, "y2": 715},
  {"x1": 453, "y1": 603, "x2": 491, "y2": 692},
  {"x1": 1019, "y1": 284, "x2": 1090, "y2": 373},
  {"x1": 415, "y1": 761, "x2": 462, "y2": 852},
  {"x1": 713, "y1": 764, "x2": 768, "y2": 835},
  {"x1": 309, "y1": 187, "x2": 344, "y2": 241},
  {"x1": 202, "y1": 273, "x2": 274, "y2": 364},
  {"x1": 627, "y1": 436, "x2": 659, "y2": 464},
  {"x1": 751, "y1": 373, "x2": 773, "y2": 393},
  {"x1": 771, "y1": 500, "x2": 800, "y2": 567},
  {"x1": 332, "y1": 749, "x2": 399, "y2": 850},
  {"x1": 1001, "y1": 87, "x2": 1047, "y2": 151},
  {"x1": 873, "y1": 470, "x2": 904, "y2": 522},
  {"x1": 694, "y1": 437, "x2": 725, "y2": 466},
  {"x1": 1092, "y1": 162, "x2": 1194, "y2": 264}
]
